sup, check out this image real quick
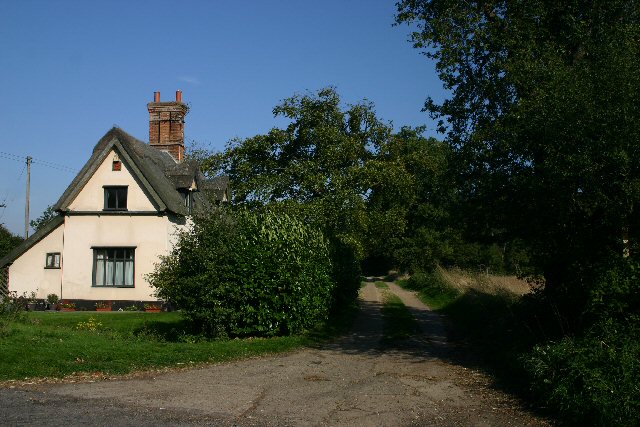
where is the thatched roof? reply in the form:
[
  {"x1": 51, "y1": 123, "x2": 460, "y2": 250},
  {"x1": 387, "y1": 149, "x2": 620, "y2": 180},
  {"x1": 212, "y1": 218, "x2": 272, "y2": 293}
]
[{"x1": 54, "y1": 127, "x2": 228, "y2": 214}]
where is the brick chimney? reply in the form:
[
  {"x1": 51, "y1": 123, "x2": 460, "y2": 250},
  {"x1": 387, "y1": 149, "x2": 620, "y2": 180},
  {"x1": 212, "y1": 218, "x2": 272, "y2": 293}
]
[{"x1": 147, "y1": 90, "x2": 188, "y2": 162}]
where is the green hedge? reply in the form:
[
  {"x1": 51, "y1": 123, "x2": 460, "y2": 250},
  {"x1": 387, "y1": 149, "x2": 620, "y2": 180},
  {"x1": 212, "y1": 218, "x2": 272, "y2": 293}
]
[
  {"x1": 524, "y1": 320, "x2": 640, "y2": 425},
  {"x1": 149, "y1": 208, "x2": 335, "y2": 337}
]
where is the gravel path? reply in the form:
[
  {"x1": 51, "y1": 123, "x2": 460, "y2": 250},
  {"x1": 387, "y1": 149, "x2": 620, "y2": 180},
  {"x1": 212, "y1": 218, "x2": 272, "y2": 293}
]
[{"x1": 0, "y1": 282, "x2": 550, "y2": 426}]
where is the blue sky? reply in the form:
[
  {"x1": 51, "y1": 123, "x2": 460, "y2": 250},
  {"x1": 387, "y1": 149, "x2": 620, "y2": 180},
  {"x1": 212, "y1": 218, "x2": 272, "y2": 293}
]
[{"x1": 0, "y1": 1, "x2": 444, "y2": 236}]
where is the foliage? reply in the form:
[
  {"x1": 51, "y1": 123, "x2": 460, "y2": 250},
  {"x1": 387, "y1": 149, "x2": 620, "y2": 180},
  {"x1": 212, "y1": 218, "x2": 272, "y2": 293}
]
[
  {"x1": 394, "y1": 2, "x2": 640, "y2": 421},
  {"x1": 520, "y1": 259, "x2": 639, "y2": 424},
  {"x1": 46, "y1": 294, "x2": 59, "y2": 304},
  {"x1": 29, "y1": 204, "x2": 57, "y2": 232},
  {"x1": 0, "y1": 291, "x2": 27, "y2": 336},
  {"x1": 149, "y1": 207, "x2": 335, "y2": 337},
  {"x1": 205, "y1": 87, "x2": 485, "y2": 277},
  {"x1": 401, "y1": 270, "x2": 460, "y2": 310},
  {"x1": 0, "y1": 224, "x2": 22, "y2": 260},
  {"x1": 206, "y1": 88, "x2": 388, "y2": 290},
  {"x1": 586, "y1": 256, "x2": 640, "y2": 326},
  {"x1": 524, "y1": 319, "x2": 640, "y2": 425},
  {"x1": 396, "y1": 0, "x2": 640, "y2": 327},
  {"x1": 364, "y1": 126, "x2": 455, "y2": 272}
]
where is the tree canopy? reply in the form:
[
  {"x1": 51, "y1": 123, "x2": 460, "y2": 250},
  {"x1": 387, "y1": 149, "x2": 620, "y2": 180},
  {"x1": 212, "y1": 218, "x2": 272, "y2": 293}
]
[
  {"x1": 396, "y1": 0, "x2": 640, "y2": 323},
  {"x1": 0, "y1": 225, "x2": 22, "y2": 261},
  {"x1": 206, "y1": 88, "x2": 465, "y2": 275},
  {"x1": 30, "y1": 205, "x2": 56, "y2": 233},
  {"x1": 208, "y1": 88, "x2": 386, "y2": 256}
]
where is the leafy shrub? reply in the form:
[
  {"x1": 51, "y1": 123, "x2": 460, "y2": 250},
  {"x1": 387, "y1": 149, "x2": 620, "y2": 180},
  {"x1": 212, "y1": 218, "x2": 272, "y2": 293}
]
[
  {"x1": 523, "y1": 259, "x2": 640, "y2": 424},
  {"x1": 149, "y1": 208, "x2": 335, "y2": 337},
  {"x1": 587, "y1": 257, "x2": 640, "y2": 326},
  {"x1": 524, "y1": 319, "x2": 640, "y2": 425},
  {"x1": 0, "y1": 291, "x2": 27, "y2": 336}
]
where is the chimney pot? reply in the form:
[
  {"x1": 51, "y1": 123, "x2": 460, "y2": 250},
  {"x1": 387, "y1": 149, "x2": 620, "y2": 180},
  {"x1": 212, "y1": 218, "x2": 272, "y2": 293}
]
[
  {"x1": 154, "y1": 91, "x2": 161, "y2": 102},
  {"x1": 176, "y1": 90, "x2": 182, "y2": 103}
]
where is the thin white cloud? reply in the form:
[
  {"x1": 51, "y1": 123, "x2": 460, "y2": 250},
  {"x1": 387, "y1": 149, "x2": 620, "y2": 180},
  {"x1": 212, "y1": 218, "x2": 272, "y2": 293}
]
[{"x1": 178, "y1": 76, "x2": 201, "y2": 85}]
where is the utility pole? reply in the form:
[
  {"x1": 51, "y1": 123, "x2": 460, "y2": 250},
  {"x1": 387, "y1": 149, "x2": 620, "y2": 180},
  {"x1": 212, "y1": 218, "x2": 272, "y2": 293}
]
[{"x1": 24, "y1": 156, "x2": 32, "y2": 238}]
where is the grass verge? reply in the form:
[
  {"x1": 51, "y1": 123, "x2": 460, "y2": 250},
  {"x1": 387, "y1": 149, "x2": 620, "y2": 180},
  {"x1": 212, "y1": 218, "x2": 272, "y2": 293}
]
[
  {"x1": 380, "y1": 292, "x2": 420, "y2": 341},
  {"x1": 374, "y1": 281, "x2": 389, "y2": 289},
  {"x1": 0, "y1": 308, "x2": 356, "y2": 381}
]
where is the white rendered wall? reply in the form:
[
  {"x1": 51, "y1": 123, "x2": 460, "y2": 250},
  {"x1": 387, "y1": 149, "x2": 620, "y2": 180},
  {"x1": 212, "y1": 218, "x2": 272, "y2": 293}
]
[
  {"x1": 68, "y1": 148, "x2": 157, "y2": 212},
  {"x1": 8, "y1": 223, "x2": 64, "y2": 299},
  {"x1": 60, "y1": 214, "x2": 177, "y2": 300}
]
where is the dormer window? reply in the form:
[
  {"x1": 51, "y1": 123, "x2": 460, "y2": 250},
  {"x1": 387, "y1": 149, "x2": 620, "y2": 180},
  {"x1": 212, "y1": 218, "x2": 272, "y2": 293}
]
[
  {"x1": 104, "y1": 186, "x2": 128, "y2": 210},
  {"x1": 180, "y1": 189, "x2": 193, "y2": 214}
]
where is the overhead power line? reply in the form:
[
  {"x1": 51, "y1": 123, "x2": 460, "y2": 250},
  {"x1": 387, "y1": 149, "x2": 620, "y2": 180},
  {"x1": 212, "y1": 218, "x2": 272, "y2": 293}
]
[{"x1": 0, "y1": 151, "x2": 77, "y2": 174}]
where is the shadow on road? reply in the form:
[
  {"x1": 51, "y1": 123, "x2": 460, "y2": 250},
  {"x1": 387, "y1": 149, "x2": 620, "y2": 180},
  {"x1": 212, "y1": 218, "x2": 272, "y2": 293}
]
[
  {"x1": 315, "y1": 283, "x2": 531, "y2": 406},
  {"x1": 320, "y1": 294, "x2": 453, "y2": 362}
]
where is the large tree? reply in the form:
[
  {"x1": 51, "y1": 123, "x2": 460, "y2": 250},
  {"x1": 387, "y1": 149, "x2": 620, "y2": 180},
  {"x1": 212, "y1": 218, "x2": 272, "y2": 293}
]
[
  {"x1": 207, "y1": 88, "x2": 395, "y2": 257},
  {"x1": 207, "y1": 88, "x2": 396, "y2": 301},
  {"x1": 0, "y1": 224, "x2": 22, "y2": 261},
  {"x1": 363, "y1": 126, "x2": 453, "y2": 272},
  {"x1": 207, "y1": 88, "x2": 461, "y2": 282},
  {"x1": 397, "y1": 0, "x2": 640, "y2": 326},
  {"x1": 29, "y1": 205, "x2": 56, "y2": 232}
]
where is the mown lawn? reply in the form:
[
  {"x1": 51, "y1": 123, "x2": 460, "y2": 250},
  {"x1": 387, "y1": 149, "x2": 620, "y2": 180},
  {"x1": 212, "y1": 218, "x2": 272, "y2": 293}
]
[{"x1": 0, "y1": 311, "x2": 318, "y2": 381}]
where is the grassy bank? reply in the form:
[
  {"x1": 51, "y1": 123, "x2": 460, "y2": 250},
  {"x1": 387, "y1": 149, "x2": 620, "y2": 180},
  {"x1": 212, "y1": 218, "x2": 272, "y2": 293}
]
[{"x1": 0, "y1": 310, "x2": 353, "y2": 381}]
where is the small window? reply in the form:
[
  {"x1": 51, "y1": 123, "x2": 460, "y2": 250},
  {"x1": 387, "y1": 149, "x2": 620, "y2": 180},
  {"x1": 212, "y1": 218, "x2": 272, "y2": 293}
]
[
  {"x1": 112, "y1": 160, "x2": 121, "y2": 171},
  {"x1": 45, "y1": 252, "x2": 61, "y2": 269},
  {"x1": 93, "y1": 247, "x2": 135, "y2": 287},
  {"x1": 104, "y1": 186, "x2": 127, "y2": 210},
  {"x1": 181, "y1": 190, "x2": 193, "y2": 214}
]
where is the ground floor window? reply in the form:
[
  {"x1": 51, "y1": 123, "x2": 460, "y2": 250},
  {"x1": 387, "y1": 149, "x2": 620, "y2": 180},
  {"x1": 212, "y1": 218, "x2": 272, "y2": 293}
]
[{"x1": 93, "y1": 247, "x2": 135, "y2": 287}]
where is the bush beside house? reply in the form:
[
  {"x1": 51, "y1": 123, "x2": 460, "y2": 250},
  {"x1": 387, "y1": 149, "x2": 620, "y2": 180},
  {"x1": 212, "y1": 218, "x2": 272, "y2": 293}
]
[{"x1": 149, "y1": 208, "x2": 335, "y2": 337}]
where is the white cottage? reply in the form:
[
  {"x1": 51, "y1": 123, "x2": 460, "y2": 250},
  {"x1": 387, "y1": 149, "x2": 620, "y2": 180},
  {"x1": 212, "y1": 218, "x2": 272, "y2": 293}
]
[{"x1": 0, "y1": 91, "x2": 228, "y2": 308}]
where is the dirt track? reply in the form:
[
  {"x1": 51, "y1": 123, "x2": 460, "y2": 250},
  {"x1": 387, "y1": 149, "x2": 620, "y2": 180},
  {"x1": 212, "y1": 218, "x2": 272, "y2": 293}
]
[{"x1": 0, "y1": 282, "x2": 549, "y2": 426}]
